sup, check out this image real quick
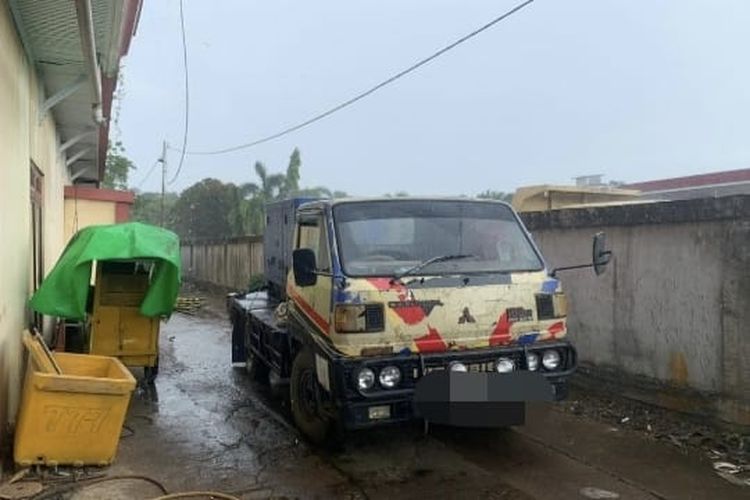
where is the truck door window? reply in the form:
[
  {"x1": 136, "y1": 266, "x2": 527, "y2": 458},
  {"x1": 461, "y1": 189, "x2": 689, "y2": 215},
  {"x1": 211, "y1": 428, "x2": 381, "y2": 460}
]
[{"x1": 298, "y1": 213, "x2": 331, "y2": 272}]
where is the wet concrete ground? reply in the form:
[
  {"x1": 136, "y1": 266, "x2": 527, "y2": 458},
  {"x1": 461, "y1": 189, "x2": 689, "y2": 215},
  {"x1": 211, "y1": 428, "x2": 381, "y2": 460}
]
[{"x1": 68, "y1": 313, "x2": 747, "y2": 499}]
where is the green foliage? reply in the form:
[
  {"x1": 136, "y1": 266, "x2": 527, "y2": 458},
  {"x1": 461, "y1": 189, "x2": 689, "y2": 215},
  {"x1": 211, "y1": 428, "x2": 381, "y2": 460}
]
[
  {"x1": 102, "y1": 71, "x2": 134, "y2": 190},
  {"x1": 236, "y1": 148, "x2": 346, "y2": 235},
  {"x1": 476, "y1": 189, "x2": 514, "y2": 202},
  {"x1": 248, "y1": 274, "x2": 265, "y2": 292},
  {"x1": 281, "y1": 148, "x2": 301, "y2": 197},
  {"x1": 102, "y1": 141, "x2": 135, "y2": 190},
  {"x1": 134, "y1": 148, "x2": 346, "y2": 239},
  {"x1": 131, "y1": 191, "x2": 179, "y2": 228},
  {"x1": 172, "y1": 178, "x2": 243, "y2": 240}
]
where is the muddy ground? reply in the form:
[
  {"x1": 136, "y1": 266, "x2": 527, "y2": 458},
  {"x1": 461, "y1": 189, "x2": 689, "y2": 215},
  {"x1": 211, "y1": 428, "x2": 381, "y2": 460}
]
[{"x1": 7, "y1": 297, "x2": 749, "y2": 499}]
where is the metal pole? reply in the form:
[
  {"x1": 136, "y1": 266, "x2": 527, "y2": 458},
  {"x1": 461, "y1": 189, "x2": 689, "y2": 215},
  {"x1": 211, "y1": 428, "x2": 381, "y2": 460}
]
[
  {"x1": 160, "y1": 141, "x2": 167, "y2": 227},
  {"x1": 73, "y1": 0, "x2": 103, "y2": 124}
]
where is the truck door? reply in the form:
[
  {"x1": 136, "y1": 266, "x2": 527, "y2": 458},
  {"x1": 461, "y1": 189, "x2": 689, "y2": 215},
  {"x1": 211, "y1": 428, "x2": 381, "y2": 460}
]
[{"x1": 293, "y1": 211, "x2": 333, "y2": 335}]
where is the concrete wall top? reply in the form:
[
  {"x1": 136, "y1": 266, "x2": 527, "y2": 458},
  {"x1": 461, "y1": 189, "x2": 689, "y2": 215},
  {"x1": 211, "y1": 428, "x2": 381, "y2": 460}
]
[
  {"x1": 521, "y1": 195, "x2": 750, "y2": 230},
  {"x1": 182, "y1": 235, "x2": 263, "y2": 247}
]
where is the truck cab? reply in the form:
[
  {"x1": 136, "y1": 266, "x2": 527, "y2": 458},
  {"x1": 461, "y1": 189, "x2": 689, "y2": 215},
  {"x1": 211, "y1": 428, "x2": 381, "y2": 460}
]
[{"x1": 230, "y1": 197, "x2": 610, "y2": 443}]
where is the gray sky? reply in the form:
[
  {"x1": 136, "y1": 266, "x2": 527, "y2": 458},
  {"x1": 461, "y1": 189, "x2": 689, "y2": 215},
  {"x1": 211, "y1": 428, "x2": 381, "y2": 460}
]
[{"x1": 120, "y1": 0, "x2": 750, "y2": 196}]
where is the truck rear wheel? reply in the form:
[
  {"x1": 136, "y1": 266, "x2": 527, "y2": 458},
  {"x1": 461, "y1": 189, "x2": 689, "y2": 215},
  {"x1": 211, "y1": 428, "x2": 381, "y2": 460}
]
[{"x1": 290, "y1": 348, "x2": 332, "y2": 445}]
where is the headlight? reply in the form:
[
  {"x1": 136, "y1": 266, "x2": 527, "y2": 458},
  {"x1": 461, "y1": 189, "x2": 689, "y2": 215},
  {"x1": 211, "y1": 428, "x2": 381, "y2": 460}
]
[
  {"x1": 542, "y1": 350, "x2": 561, "y2": 370},
  {"x1": 357, "y1": 367, "x2": 375, "y2": 390},
  {"x1": 449, "y1": 361, "x2": 468, "y2": 372},
  {"x1": 335, "y1": 304, "x2": 384, "y2": 333},
  {"x1": 526, "y1": 352, "x2": 539, "y2": 371},
  {"x1": 379, "y1": 366, "x2": 401, "y2": 388},
  {"x1": 495, "y1": 357, "x2": 515, "y2": 373}
]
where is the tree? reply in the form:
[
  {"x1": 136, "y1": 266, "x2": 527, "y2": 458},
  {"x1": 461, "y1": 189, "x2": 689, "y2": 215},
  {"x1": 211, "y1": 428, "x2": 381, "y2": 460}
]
[
  {"x1": 477, "y1": 190, "x2": 514, "y2": 203},
  {"x1": 237, "y1": 149, "x2": 348, "y2": 234},
  {"x1": 172, "y1": 178, "x2": 242, "y2": 240},
  {"x1": 238, "y1": 162, "x2": 285, "y2": 234},
  {"x1": 102, "y1": 141, "x2": 135, "y2": 190},
  {"x1": 280, "y1": 148, "x2": 301, "y2": 198},
  {"x1": 131, "y1": 191, "x2": 178, "y2": 228},
  {"x1": 101, "y1": 70, "x2": 134, "y2": 190}
]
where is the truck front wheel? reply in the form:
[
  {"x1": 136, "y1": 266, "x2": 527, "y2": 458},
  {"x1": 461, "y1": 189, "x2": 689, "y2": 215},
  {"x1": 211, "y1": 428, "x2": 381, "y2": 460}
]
[{"x1": 290, "y1": 348, "x2": 332, "y2": 444}]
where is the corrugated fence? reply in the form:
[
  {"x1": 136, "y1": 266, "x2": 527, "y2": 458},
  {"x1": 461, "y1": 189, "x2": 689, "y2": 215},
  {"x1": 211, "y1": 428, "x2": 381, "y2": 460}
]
[{"x1": 180, "y1": 236, "x2": 263, "y2": 290}]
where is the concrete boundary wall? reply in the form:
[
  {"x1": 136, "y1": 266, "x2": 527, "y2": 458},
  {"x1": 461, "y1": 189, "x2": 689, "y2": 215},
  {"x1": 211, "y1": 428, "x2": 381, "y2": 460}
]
[
  {"x1": 521, "y1": 195, "x2": 750, "y2": 426},
  {"x1": 181, "y1": 236, "x2": 264, "y2": 291}
]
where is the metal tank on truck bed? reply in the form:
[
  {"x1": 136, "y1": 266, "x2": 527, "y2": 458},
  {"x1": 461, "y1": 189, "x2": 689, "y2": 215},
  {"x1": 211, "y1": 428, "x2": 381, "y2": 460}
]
[
  {"x1": 263, "y1": 198, "x2": 317, "y2": 300},
  {"x1": 228, "y1": 197, "x2": 612, "y2": 444}
]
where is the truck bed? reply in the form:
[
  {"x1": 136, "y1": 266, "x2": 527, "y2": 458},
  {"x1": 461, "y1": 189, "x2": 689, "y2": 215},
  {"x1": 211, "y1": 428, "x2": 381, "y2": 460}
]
[{"x1": 229, "y1": 290, "x2": 292, "y2": 378}]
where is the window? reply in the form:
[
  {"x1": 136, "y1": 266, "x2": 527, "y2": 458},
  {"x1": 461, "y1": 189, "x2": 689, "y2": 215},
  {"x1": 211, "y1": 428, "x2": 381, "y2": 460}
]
[
  {"x1": 297, "y1": 212, "x2": 331, "y2": 272},
  {"x1": 333, "y1": 200, "x2": 543, "y2": 277}
]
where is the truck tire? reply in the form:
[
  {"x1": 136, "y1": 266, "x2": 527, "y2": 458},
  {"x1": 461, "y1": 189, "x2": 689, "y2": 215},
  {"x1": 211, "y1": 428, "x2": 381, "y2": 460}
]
[
  {"x1": 290, "y1": 348, "x2": 332, "y2": 445},
  {"x1": 246, "y1": 347, "x2": 270, "y2": 383}
]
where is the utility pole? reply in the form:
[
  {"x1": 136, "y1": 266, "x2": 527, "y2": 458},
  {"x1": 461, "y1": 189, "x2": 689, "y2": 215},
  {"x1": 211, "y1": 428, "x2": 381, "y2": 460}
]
[{"x1": 159, "y1": 140, "x2": 167, "y2": 227}]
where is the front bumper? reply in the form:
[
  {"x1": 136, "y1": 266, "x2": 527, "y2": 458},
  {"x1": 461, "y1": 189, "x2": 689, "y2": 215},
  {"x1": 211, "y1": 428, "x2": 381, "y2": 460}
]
[{"x1": 321, "y1": 340, "x2": 576, "y2": 429}]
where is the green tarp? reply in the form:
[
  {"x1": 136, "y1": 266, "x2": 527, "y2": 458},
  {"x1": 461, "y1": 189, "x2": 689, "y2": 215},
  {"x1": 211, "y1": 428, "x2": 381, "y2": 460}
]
[{"x1": 30, "y1": 222, "x2": 181, "y2": 320}]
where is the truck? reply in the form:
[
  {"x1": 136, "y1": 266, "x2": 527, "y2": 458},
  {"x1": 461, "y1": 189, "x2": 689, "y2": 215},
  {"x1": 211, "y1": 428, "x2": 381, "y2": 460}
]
[{"x1": 228, "y1": 197, "x2": 611, "y2": 443}]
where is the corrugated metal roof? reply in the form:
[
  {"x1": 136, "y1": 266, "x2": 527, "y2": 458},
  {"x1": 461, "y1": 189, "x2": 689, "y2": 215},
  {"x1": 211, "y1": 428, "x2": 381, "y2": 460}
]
[
  {"x1": 9, "y1": 0, "x2": 140, "y2": 183},
  {"x1": 624, "y1": 168, "x2": 750, "y2": 192}
]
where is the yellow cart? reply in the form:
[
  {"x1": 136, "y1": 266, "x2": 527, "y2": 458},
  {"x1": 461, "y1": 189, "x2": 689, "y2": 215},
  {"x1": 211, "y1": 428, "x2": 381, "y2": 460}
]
[
  {"x1": 89, "y1": 260, "x2": 162, "y2": 382},
  {"x1": 29, "y1": 222, "x2": 181, "y2": 384}
]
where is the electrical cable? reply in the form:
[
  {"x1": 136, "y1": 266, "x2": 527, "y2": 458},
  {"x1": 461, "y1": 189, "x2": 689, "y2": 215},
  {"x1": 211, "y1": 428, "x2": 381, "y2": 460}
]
[
  {"x1": 179, "y1": 0, "x2": 534, "y2": 156},
  {"x1": 151, "y1": 492, "x2": 241, "y2": 500},
  {"x1": 167, "y1": 0, "x2": 190, "y2": 184},
  {"x1": 32, "y1": 474, "x2": 168, "y2": 499},
  {"x1": 134, "y1": 159, "x2": 160, "y2": 189}
]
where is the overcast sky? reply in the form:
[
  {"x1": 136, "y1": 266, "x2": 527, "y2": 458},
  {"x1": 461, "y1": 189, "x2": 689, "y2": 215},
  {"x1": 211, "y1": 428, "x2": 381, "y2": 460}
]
[{"x1": 119, "y1": 0, "x2": 750, "y2": 196}]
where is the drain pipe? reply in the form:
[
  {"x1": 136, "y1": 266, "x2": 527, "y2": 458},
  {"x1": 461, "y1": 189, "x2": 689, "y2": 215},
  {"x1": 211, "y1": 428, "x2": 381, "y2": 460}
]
[{"x1": 74, "y1": 0, "x2": 104, "y2": 124}]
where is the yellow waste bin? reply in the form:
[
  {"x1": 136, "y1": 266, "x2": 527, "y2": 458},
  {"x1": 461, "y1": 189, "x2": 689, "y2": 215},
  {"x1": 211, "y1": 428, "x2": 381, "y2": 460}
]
[{"x1": 14, "y1": 333, "x2": 136, "y2": 467}]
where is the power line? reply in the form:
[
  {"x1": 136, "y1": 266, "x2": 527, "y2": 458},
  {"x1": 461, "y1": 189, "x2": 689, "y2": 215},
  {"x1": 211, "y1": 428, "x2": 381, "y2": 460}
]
[
  {"x1": 167, "y1": 0, "x2": 190, "y2": 184},
  {"x1": 134, "y1": 159, "x2": 160, "y2": 189},
  {"x1": 181, "y1": 0, "x2": 534, "y2": 156}
]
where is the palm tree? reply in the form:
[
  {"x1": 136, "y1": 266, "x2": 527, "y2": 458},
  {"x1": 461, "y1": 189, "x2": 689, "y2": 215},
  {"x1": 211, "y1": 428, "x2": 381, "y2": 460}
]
[{"x1": 238, "y1": 162, "x2": 286, "y2": 234}]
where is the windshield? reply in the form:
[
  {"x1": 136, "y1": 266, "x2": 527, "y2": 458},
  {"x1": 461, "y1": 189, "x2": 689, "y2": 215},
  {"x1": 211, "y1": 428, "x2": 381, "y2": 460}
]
[{"x1": 333, "y1": 200, "x2": 544, "y2": 277}]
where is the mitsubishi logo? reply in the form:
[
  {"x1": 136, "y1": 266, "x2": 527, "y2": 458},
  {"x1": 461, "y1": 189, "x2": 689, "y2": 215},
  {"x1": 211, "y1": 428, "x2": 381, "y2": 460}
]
[{"x1": 458, "y1": 307, "x2": 476, "y2": 324}]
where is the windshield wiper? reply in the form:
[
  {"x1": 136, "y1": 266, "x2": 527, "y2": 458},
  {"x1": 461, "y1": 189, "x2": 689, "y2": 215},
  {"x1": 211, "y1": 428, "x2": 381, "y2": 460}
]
[{"x1": 391, "y1": 254, "x2": 475, "y2": 283}]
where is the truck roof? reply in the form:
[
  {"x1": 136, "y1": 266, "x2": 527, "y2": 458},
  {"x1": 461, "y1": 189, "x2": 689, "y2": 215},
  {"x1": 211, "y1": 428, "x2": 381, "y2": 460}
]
[{"x1": 295, "y1": 196, "x2": 513, "y2": 211}]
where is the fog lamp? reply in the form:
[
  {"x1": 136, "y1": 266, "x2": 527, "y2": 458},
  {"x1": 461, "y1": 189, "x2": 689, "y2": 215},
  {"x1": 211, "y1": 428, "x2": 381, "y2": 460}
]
[{"x1": 368, "y1": 405, "x2": 391, "y2": 420}]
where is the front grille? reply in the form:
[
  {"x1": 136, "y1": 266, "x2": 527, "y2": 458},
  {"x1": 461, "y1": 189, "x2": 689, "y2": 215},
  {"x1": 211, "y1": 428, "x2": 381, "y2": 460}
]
[
  {"x1": 422, "y1": 349, "x2": 526, "y2": 373},
  {"x1": 338, "y1": 342, "x2": 576, "y2": 401}
]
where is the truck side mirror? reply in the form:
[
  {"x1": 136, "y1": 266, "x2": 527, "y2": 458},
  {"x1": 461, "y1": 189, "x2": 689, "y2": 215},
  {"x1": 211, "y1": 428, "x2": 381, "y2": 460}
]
[
  {"x1": 292, "y1": 248, "x2": 318, "y2": 287},
  {"x1": 593, "y1": 232, "x2": 612, "y2": 276}
]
